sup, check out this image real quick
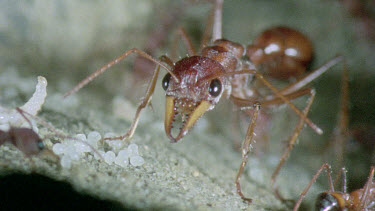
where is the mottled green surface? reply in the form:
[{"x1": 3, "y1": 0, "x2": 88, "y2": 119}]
[{"x1": 0, "y1": 0, "x2": 374, "y2": 210}]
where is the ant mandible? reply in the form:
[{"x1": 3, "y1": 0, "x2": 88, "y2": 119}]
[
  {"x1": 64, "y1": 0, "x2": 343, "y2": 203},
  {"x1": 293, "y1": 163, "x2": 375, "y2": 211}
]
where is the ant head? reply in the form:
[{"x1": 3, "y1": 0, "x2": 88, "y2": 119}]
[
  {"x1": 10, "y1": 128, "x2": 45, "y2": 156},
  {"x1": 315, "y1": 192, "x2": 344, "y2": 211},
  {"x1": 162, "y1": 56, "x2": 230, "y2": 142}
]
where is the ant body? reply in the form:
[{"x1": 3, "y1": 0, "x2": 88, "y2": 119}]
[
  {"x1": 0, "y1": 108, "x2": 45, "y2": 156},
  {"x1": 0, "y1": 128, "x2": 44, "y2": 156},
  {"x1": 0, "y1": 108, "x2": 103, "y2": 162},
  {"x1": 64, "y1": 0, "x2": 343, "y2": 202},
  {"x1": 293, "y1": 163, "x2": 375, "y2": 211}
]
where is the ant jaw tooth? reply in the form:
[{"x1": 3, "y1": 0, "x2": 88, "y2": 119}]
[{"x1": 165, "y1": 96, "x2": 211, "y2": 142}]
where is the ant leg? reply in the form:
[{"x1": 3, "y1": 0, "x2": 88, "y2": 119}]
[
  {"x1": 199, "y1": 1, "x2": 215, "y2": 50},
  {"x1": 200, "y1": 0, "x2": 224, "y2": 50},
  {"x1": 15, "y1": 108, "x2": 33, "y2": 129},
  {"x1": 293, "y1": 163, "x2": 333, "y2": 211},
  {"x1": 132, "y1": 3, "x2": 184, "y2": 80},
  {"x1": 232, "y1": 88, "x2": 318, "y2": 193},
  {"x1": 332, "y1": 60, "x2": 350, "y2": 168},
  {"x1": 336, "y1": 60, "x2": 349, "y2": 133},
  {"x1": 17, "y1": 107, "x2": 71, "y2": 140},
  {"x1": 332, "y1": 167, "x2": 347, "y2": 193},
  {"x1": 280, "y1": 55, "x2": 343, "y2": 95},
  {"x1": 359, "y1": 166, "x2": 375, "y2": 209},
  {"x1": 170, "y1": 0, "x2": 223, "y2": 57},
  {"x1": 235, "y1": 103, "x2": 261, "y2": 203},
  {"x1": 64, "y1": 48, "x2": 178, "y2": 98},
  {"x1": 253, "y1": 72, "x2": 321, "y2": 134},
  {"x1": 104, "y1": 62, "x2": 162, "y2": 142},
  {"x1": 171, "y1": 1, "x2": 226, "y2": 60},
  {"x1": 171, "y1": 26, "x2": 197, "y2": 60},
  {"x1": 260, "y1": 88, "x2": 313, "y2": 107},
  {"x1": 270, "y1": 88, "x2": 316, "y2": 199},
  {"x1": 159, "y1": 55, "x2": 174, "y2": 68},
  {"x1": 231, "y1": 87, "x2": 313, "y2": 109},
  {"x1": 211, "y1": 0, "x2": 224, "y2": 42},
  {"x1": 225, "y1": 69, "x2": 322, "y2": 134}
]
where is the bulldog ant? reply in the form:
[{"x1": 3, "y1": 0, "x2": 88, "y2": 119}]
[
  {"x1": 64, "y1": 0, "x2": 343, "y2": 203},
  {"x1": 293, "y1": 163, "x2": 375, "y2": 211}
]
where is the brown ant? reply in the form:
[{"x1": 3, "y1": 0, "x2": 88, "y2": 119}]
[
  {"x1": 0, "y1": 108, "x2": 45, "y2": 156},
  {"x1": 0, "y1": 108, "x2": 103, "y2": 162},
  {"x1": 64, "y1": 0, "x2": 343, "y2": 203},
  {"x1": 293, "y1": 163, "x2": 375, "y2": 211}
]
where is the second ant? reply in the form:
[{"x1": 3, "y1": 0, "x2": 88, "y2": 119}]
[{"x1": 293, "y1": 163, "x2": 375, "y2": 210}]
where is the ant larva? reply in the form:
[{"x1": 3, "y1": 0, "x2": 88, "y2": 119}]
[
  {"x1": 293, "y1": 163, "x2": 375, "y2": 211},
  {"x1": 64, "y1": 0, "x2": 343, "y2": 203}
]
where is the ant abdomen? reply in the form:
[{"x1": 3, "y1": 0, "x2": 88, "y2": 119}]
[{"x1": 246, "y1": 26, "x2": 313, "y2": 79}]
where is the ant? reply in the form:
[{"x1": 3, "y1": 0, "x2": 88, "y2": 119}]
[
  {"x1": 293, "y1": 163, "x2": 375, "y2": 211},
  {"x1": 0, "y1": 108, "x2": 45, "y2": 156},
  {"x1": 64, "y1": 0, "x2": 343, "y2": 203},
  {"x1": 0, "y1": 108, "x2": 102, "y2": 162}
]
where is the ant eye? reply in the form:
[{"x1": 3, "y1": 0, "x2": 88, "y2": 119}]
[
  {"x1": 162, "y1": 73, "x2": 171, "y2": 91},
  {"x1": 37, "y1": 140, "x2": 44, "y2": 150},
  {"x1": 209, "y1": 79, "x2": 222, "y2": 97},
  {"x1": 315, "y1": 193, "x2": 339, "y2": 211}
]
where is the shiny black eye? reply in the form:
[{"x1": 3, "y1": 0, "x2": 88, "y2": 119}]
[
  {"x1": 37, "y1": 140, "x2": 44, "y2": 150},
  {"x1": 209, "y1": 79, "x2": 222, "y2": 97},
  {"x1": 162, "y1": 73, "x2": 171, "y2": 91},
  {"x1": 315, "y1": 193, "x2": 339, "y2": 211}
]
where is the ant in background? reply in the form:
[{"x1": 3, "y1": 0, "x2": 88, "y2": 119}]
[
  {"x1": 0, "y1": 108, "x2": 102, "y2": 161},
  {"x1": 0, "y1": 108, "x2": 46, "y2": 157},
  {"x1": 293, "y1": 163, "x2": 375, "y2": 211},
  {"x1": 64, "y1": 0, "x2": 343, "y2": 202}
]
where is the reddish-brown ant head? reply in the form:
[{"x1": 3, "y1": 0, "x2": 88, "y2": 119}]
[
  {"x1": 9, "y1": 128, "x2": 45, "y2": 156},
  {"x1": 162, "y1": 56, "x2": 230, "y2": 142}
]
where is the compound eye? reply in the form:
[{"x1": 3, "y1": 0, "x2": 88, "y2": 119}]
[
  {"x1": 208, "y1": 79, "x2": 222, "y2": 97},
  {"x1": 315, "y1": 193, "x2": 340, "y2": 211},
  {"x1": 37, "y1": 140, "x2": 44, "y2": 151},
  {"x1": 162, "y1": 73, "x2": 171, "y2": 91}
]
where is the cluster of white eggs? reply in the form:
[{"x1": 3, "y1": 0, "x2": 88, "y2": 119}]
[
  {"x1": 52, "y1": 131, "x2": 145, "y2": 168},
  {"x1": 0, "y1": 73, "x2": 144, "y2": 169}
]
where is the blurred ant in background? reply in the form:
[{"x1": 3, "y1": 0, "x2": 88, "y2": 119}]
[
  {"x1": 293, "y1": 163, "x2": 375, "y2": 211},
  {"x1": 0, "y1": 108, "x2": 46, "y2": 157}
]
